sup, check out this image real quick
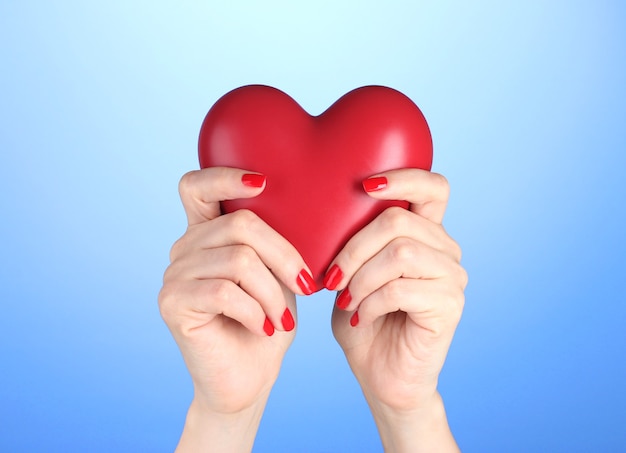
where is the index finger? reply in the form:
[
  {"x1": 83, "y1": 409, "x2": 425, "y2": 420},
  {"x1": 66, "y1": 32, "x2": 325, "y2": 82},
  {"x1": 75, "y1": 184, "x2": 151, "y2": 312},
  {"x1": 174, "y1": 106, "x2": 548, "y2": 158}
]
[
  {"x1": 362, "y1": 168, "x2": 450, "y2": 224},
  {"x1": 178, "y1": 167, "x2": 266, "y2": 226}
]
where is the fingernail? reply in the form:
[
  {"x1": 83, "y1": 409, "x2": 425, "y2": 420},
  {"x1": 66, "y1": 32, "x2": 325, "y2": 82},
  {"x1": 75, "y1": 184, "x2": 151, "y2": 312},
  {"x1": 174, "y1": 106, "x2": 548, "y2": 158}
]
[
  {"x1": 242, "y1": 173, "x2": 266, "y2": 188},
  {"x1": 363, "y1": 176, "x2": 388, "y2": 192},
  {"x1": 281, "y1": 308, "x2": 295, "y2": 332},
  {"x1": 263, "y1": 316, "x2": 275, "y2": 336},
  {"x1": 336, "y1": 288, "x2": 352, "y2": 310},
  {"x1": 323, "y1": 264, "x2": 343, "y2": 291},
  {"x1": 296, "y1": 269, "x2": 317, "y2": 295},
  {"x1": 350, "y1": 311, "x2": 359, "y2": 327}
]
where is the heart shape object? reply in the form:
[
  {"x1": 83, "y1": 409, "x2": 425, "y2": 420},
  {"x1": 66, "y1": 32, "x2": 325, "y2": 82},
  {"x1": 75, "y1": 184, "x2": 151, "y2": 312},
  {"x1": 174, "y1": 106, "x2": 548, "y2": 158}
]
[{"x1": 198, "y1": 85, "x2": 432, "y2": 291}]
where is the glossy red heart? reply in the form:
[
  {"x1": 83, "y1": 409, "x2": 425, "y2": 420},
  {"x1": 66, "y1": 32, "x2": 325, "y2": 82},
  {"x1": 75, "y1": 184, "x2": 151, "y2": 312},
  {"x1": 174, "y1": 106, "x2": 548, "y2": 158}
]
[{"x1": 198, "y1": 85, "x2": 432, "y2": 291}]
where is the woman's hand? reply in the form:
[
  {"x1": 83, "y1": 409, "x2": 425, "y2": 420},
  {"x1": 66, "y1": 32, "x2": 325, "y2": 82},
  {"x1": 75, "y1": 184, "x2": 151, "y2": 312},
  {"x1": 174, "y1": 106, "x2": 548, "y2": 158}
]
[
  {"x1": 326, "y1": 169, "x2": 467, "y2": 453},
  {"x1": 158, "y1": 167, "x2": 316, "y2": 452}
]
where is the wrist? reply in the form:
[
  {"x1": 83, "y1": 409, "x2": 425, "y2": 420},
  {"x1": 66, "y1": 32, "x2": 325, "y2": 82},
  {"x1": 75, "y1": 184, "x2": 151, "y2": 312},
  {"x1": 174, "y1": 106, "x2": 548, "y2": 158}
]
[
  {"x1": 176, "y1": 394, "x2": 270, "y2": 453},
  {"x1": 365, "y1": 391, "x2": 459, "y2": 453}
]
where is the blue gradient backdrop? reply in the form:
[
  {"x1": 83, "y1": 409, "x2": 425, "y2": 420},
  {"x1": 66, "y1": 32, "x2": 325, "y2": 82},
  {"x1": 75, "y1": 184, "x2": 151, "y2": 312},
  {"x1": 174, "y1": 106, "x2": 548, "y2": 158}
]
[{"x1": 1, "y1": 1, "x2": 625, "y2": 451}]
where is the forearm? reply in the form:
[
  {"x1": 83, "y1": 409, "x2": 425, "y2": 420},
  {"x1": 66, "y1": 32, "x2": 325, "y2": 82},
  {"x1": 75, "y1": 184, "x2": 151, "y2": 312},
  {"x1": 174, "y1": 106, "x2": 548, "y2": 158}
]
[
  {"x1": 176, "y1": 395, "x2": 269, "y2": 453},
  {"x1": 366, "y1": 392, "x2": 459, "y2": 453}
]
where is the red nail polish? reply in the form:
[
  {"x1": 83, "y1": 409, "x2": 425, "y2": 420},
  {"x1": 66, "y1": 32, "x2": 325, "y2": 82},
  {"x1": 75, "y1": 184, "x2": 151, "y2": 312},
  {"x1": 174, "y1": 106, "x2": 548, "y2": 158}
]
[
  {"x1": 263, "y1": 316, "x2": 275, "y2": 336},
  {"x1": 350, "y1": 311, "x2": 359, "y2": 327},
  {"x1": 281, "y1": 308, "x2": 295, "y2": 332},
  {"x1": 242, "y1": 173, "x2": 266, "y2": 188},
  {"x1": 323, "y1": 264, "x2": 343, "y2": 291},
  {"x1": 296, "y1": 269, "x2": 316, "y2": 295},
  {"x1": 363, "y1": 176, "x2": 388, "y2": 192},
  {"x1": 336, "y1": 288, "x2": 352, "y2": 310}
]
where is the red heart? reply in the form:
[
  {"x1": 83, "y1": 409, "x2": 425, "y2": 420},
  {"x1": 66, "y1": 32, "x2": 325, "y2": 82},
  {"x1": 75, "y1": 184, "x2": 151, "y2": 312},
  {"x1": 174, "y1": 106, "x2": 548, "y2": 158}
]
[{"x1": 198, "y1": 85, "x2": 432, "y2": 291}]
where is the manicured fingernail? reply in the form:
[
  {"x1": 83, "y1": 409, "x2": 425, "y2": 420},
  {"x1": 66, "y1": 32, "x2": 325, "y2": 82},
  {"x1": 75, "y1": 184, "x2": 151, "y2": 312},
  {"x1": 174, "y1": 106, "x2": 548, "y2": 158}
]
[
  {"x1": 263, "y1": 316, "x2": 275, "y2": 336},
  {"x1": 363, "y1": 176, "x2": 388, "y2": 192},
  {"x1": 296, "y1": 269, "x2": 317, "y2": 295},
  {"x1": 323, "y1": 264, "x2": 343, "y2": 291},
  {"x1": 350, "y1": 311, "x2": 359, "y2": 327},
  {"x1": 336, "y1": 288, "x2": 352, "y2": 310},
  {"x1": 281, "y1": 308, "x2": 295, "y2": 332},
  {"x1": 242, "y1": 173, "x2": 266, "y2": 188}
]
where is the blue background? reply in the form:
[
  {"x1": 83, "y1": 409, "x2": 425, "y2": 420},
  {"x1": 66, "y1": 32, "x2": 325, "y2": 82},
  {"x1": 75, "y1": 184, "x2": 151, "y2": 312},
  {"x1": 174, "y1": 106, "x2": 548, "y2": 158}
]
[{"x1": 1, "y1": 1, "x2": 625, "y2": 451}]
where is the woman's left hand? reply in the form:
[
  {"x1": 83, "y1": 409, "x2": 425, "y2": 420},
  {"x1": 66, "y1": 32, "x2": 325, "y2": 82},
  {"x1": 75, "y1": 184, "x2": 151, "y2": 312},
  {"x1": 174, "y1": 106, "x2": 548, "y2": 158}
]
[{"x1": 326, "y1": 169, "x2": 467, "y2": 452}]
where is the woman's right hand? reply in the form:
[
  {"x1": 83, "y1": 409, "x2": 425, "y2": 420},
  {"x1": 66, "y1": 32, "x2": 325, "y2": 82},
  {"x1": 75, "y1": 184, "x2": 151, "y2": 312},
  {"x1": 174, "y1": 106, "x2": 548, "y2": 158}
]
[{"x1": 158, "y1": 167, "x2": 316, "y2": 452}]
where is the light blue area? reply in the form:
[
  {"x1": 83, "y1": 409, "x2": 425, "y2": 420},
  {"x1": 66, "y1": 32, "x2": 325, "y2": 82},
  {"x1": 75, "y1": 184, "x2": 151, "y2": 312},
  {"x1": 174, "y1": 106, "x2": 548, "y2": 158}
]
[{"x1": 1, "y1": 1, "x2": 625, "y2": 451}]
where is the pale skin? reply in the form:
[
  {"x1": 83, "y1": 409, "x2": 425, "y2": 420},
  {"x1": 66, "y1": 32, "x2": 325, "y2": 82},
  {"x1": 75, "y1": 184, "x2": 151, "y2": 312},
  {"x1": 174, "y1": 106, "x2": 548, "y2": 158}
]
[{"x1": 158, "y1": 166, "x2": 467, "y2": 452}]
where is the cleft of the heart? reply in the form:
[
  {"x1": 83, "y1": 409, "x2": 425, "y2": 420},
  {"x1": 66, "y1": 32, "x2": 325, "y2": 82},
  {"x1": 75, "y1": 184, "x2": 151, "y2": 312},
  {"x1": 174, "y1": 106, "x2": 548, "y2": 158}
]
[{"x1": 198, "y1": 85, "x2": 432, "y2": 292}]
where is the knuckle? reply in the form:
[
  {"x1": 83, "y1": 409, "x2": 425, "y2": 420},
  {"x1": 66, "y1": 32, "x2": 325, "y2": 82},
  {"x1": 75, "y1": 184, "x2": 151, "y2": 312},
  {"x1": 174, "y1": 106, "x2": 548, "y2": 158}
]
[
  {"x1": 432, "y1": 172, "x2": 450, "y2": 199},
  {"x1": 169, "y1": 234, "x2": 187, "y2": 262},
  {"x1": 211, "y1": 279, "x2": 235, "y2": 305},
  {"x1": 178, "y1": 170, "x2": 198, "y2": 197},
  {"x1": 458, "y1": 265, "x2": 469, "y2": 290},
  {"x1": 228, "y1": 209, "x2": 259, "y2": 233},
  {"x1": 380, "y1": 206, "x2": 411, "y2": 235},
  {"x1": 162, "y1": 261, "x2": 178, "y2": 283},
  {"x1": 157, "y1": 282, "x2": 180, "y2": 322},
  {"x1": 229, "y1": 245, "x2": 257, "y2": 271},
  {"x1": 388, "y1": 237, "x2": 419, "y2": 263}
]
